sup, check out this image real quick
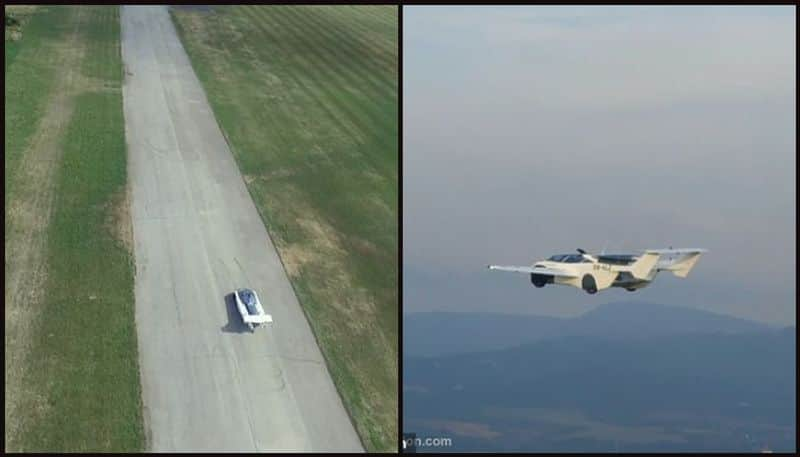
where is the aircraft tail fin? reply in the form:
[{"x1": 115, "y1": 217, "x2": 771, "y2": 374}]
[
  {"x1": 666, "y1": 252, "x2": 704, "y2": 278},
  {"x1": 629, "y1": 252, "x2": 660, "y2": 280},
  {"x1": 645, "y1": 248, "x2": 708, "y2": 278}
]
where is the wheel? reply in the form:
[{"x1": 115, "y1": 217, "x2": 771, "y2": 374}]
[
  {"x1": 582, "y1": 274, "x2": 597, "y2": 294},
  {"x1": 530, "y1": 273, "x2": 547, "y2": 288},
  {"x1": 626, "y1": 287, "x2": 637, "y2": 292}
]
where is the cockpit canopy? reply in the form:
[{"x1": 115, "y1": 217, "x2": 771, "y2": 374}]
[
  {"x1": 547, "y1": 254, "x2": 590, "y2": 263},
  {"x1": 238, "y1": 288, "x2": 259, "y2": 315}
]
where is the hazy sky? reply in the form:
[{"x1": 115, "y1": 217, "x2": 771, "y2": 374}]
[{"x1": 403, "y1": 6, "x2": 795, "y2": 325}]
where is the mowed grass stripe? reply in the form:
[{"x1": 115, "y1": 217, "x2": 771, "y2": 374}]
[
  {"x1": 279, "y1": 6, "x2": 397, "y2": 94},
  {"x1": 327, "y1": 6, "x2": 397, "y2": 61},
  {"x1": 252, "y1": 6, "x2": 396, "y2": 145},
  {"x1": 358, "y1": 5, "x2": 397, "y2": 26},
  {"x1": 9, "y1": 5, "x2": 144, "y2": 451},
  {"x1": 275, "y1": 6, "x2": 396, "y2": 247},
  {"x1": 328, "y1": 6, "x2": 398, "y2": 67},
  {"x1": 171, "y1": 10, "x2": 375, "y2": 241},
  {"x1": 238, "y1": 7, "x2": 380, "y2": 156},
  {"x1": 231, "y1": 7, "x2": 398, "y2": 260},
  {"x1": 307, "y1": 7, "x2": 398, "y2": 88},
  {"x1": 350, "y1": 5, "x2": 390, "y2": 25},
  {"x1": 276, "y1": 6, "x2": 397, "y2": 102},
  {"x1": 251, "y1": 5, "x2": 395, "y2": 111},
  {"x1": 4, "y1": 6, "x2": 70, "y2": 202},
  {"x1": 82, "y1": 7, "x2": 121, "y2": 85},
  {"x1": 277, "y1": 6, "x2": 397, "y2": 102},
  {"x1": 205, "y1": 6, "x2": 396, "y2": 217},
  {"x1": 244, "y1": 6, "x2": 394, "y2": 146},
  {"x1": 241, "y1": 7, "x2": 397, "y2": 243},
  {"x1": 248, "y1": 6, "x2": 398, "y2": 178},
  {"x1": 346, "y1": 5, "x2": 399, "y2": 50},
  {"x1": 26, "y1": 88, "x2": 143, "y2": 450},
  {"x1": 5, "y1": 6, "x2": 78, "y2": 448},
  {"x1": 235, "y1": 7, "x2": 370, "y2": 148},
  {"x1": 189, "y1": 8, "x2": 366, "y2": 172}
]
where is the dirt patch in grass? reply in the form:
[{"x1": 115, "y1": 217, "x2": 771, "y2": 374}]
[
  {"x1": 263, "y1": 190, "x2": 396, "y2": 446},
  {"x1": 5, "y1": 5, "x2": 38, "y2": 40},
  {"x1": 106, "y1": 182, "x2": 134, "y2": 254},
  {"x1": 283, "y1": 213, "x2": 376, "y2": 318}
]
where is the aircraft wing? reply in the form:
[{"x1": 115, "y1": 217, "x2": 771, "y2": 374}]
[{"x1": 488, "y1": 265, "x2": 578, "y2": 278}]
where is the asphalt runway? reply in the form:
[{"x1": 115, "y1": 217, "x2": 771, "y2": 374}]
[{"x1": 120, "y1": 5, "x2": 363, "y2": 452}]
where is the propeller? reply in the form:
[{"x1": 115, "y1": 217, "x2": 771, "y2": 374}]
[{"x1": 577, "y1": 248, "x2": 598, "y2": 263}]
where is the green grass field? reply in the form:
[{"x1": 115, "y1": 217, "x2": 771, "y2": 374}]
[
  {"x1": 4, "y1": 6, "x2": 143, "y2": 451},
  {"x1": 171, "y1": 6, "x2": 398, "y2": 451},
  {"x1": 5, "y1": 6, "x2": 63, "y2": 202}
]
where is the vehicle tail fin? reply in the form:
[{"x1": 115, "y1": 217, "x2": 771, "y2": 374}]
[
  {"x1": 666, "y1": 252, "x2": 704, "y2": 278},
  {"x1": 630, "y1": 252, "x2": 660, "y2": 280}
]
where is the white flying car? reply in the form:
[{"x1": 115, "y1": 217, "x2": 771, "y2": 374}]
[
  {"x1": 489, "y1": 247, "x2": 707, "y2": 294},
  {"x1": 233, "y1": 288, "x2": 273, "y2": 331}
]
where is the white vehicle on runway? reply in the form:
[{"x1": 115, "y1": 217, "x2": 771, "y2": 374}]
[
  {"x1": 234, "y1": 288, "x2": 273, "y2": 331},
  {"x1": 489, "y1": 247, "x2": 707, "y2": 294}
]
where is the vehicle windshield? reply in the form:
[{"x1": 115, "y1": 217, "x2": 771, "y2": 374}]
[
  {"x1": 547, "y1": 254, "x2": 586, "y2": 263},
  {"x1": 239, "y1": 289, "x2": 259, "y2": 315}
]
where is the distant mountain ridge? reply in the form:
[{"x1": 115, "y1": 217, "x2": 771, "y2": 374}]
[
  {"x1": 404, "y1": 301, "x2": 779, "y2": 357},
  {"x1": 403, "y1": 327, "x2": 796, "y2": 452}
]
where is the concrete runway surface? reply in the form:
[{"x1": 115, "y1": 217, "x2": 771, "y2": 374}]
[{"x1": 120, "y1": 5, "x2": 363, "y2": 452}]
